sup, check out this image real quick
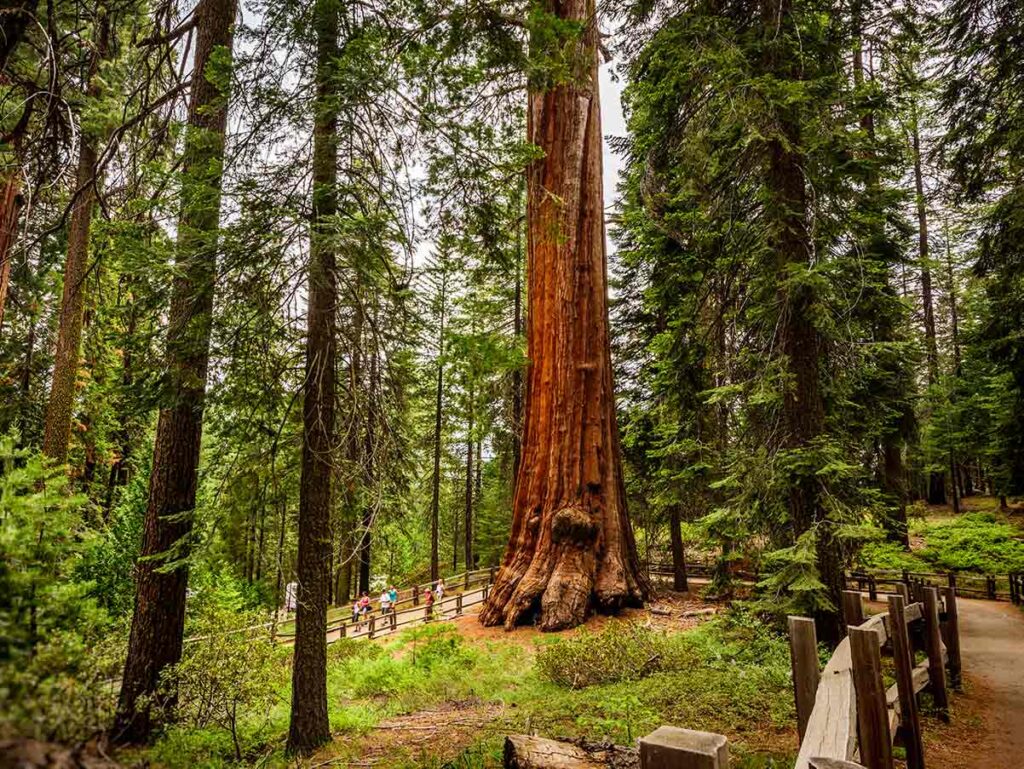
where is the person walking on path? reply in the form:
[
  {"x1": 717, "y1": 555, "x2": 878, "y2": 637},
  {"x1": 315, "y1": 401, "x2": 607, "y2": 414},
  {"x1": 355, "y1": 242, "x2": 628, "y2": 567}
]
[{"x1": 424, "y1": 588, "x2": 435, "y2": 621}]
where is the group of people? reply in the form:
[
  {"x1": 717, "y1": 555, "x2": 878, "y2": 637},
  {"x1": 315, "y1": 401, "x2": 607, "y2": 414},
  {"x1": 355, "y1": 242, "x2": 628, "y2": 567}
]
[{"x1": 347, "y1": 579, "x2": 448, "y2": 628}]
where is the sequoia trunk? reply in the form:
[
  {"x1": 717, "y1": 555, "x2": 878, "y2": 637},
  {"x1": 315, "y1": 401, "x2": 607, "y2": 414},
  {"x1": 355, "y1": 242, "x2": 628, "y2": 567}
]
[
  {"x1": 479, "y1": 0, "x2": 647, "y2": 631},
  {"x1": 113, "y1": 0, "x2": 236, "y2": 743},
  {"x1": 286, "y1": 0, "x2": 338, "y2": 752},
  {"x1": 0, "y1": 174, "x2": 21, "y2": 331}
]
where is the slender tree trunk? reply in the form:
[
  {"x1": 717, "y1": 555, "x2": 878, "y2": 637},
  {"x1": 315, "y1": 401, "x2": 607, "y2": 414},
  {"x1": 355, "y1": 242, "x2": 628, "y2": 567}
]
[
  {"x1": 911, "y1": 106, "x2": 947, "y2": 505},
  {"x1": 287, "y1": 0, "x2": 339, "y2": 751},
  {"x1": 464, "y1": 386, "x2": 474, "y2": 571},
  {"x1": 357, "y1": 349, "x2": 378, "y2": 595},
  {"x1": 853, "y1": 6, "x2": 908, "y2": 546},
  {"x1": 0, "y1": 175, "x2": 22, "y2": 331},
  {"x1": 479, "y1": 0, "x2": 647, "y2": 631},
  {"x1": 430, "y1": 275, "x2": 446, "y2": 583},
  {"x1": 42, "y1": 12, "x2": 110, "y2": 463},
  {"x1": 669, "y1": 506, "x2": 688, "y2": 592},
  {"x1": 912, "y1": 109, "x2": 938, "y2": 383},
  {"x1": 762, "y1": 0, "x2": 843, "y2": 646},
  {"x1": 113, "y1": 0, "x2": 237, "y2": 743}
]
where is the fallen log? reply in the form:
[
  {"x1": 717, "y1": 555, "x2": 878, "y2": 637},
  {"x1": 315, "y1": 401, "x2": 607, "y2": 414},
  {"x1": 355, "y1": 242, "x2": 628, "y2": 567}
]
[{"x1": 503, "y1": 735, "x2": 638, "y2": 769}]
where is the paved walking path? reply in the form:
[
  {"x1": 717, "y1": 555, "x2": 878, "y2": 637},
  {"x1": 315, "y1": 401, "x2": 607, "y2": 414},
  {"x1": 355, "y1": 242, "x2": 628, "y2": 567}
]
[{"x1": 954, "y1": 598, "x2": 1024, "y2": 769}]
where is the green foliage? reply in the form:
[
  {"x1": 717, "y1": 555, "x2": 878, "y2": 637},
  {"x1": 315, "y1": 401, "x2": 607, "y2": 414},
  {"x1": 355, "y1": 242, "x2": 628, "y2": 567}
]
[
  {"x1": 0, "y1": 629, "x2": 125, "y2": 743},
  {"x1": 919, "y1": 513, "x2": 1024, "y2": 574},
  {"x1": 857, "y1": 540, "x2": 929, "y2": 572},
  {"x1": 536, "y1": 620, "x2": 682, "y2": 689},
  {"x1": 0, "y1": 434, "x2": 104, "y2": 659},
  {"x1": 156, "y1": 605, "x2": 288, "y2": 761}
]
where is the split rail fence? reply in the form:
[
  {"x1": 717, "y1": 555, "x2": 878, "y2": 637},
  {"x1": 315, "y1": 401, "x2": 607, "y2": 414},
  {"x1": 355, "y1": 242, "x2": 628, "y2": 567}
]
[{"x1": 788, "y1": 580, "x2": 961, "y2": 769}]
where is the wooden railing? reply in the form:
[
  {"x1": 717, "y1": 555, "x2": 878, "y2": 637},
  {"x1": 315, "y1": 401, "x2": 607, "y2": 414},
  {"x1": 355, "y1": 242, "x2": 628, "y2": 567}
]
[
  {"x1": 274, "y1": 567, "x2": 496, "y2": 644},
  {"x1": 647, "y1": 560, "x2": 1020, "y2": 602},
  {"x1": 788, "y1": 582, "x2": 960, "y2": 769}
]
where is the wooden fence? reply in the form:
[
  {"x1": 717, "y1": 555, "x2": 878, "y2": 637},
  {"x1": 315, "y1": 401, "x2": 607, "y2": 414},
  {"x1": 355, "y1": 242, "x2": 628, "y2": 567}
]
[
  {"x1": 648, "y1": 560, "x2": 1022, "y2": 603},
  {"x1": 788, "y1": 582, "x2": 960, "y2": 769}
]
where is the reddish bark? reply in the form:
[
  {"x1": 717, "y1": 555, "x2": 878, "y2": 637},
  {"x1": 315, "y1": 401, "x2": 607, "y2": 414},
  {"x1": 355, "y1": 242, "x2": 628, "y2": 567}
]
[
  {"x1": 113, "y1": 0, "x2": 237, "y2": 743},
  {"x1": 0, "y1": 174, "x2": 21, "y2": 331},
  {"x1": 479, "y1": 0, "x2": 647, "y2": 631}
]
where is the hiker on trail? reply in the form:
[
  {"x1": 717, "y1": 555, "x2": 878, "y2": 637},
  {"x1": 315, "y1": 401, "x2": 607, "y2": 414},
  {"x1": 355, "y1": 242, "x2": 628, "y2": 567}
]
[
  {"x1": 435, "y1": 578, "x2": 445, "y2": 602},
  {"x1": 424, "y1": 587, "x2": 435, "y2": 620},
  {"x1": 379, "y1": 588, "x2": 391, "y2": 614},
  {"x1": 350, "y1": 599, "x2": 360, "y2": 627},
  {"x1": 388, "y1": 584, "x2": 398, "y2": 610},
  {"x1": 359, "y1": 592, "x2": 372, "y2": 619}
]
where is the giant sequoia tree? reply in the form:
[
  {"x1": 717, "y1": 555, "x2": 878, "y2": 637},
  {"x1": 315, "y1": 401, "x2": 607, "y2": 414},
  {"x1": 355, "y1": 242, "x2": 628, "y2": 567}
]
[{"x1": 479, "y1": 0, "x2": 647, "y2": 631}]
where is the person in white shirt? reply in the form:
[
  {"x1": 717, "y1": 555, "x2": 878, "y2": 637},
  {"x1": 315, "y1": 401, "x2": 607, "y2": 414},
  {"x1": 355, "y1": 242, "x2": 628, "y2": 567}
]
[{"x1": 379, "y1": 589, "x2": 391, "y2": 614}]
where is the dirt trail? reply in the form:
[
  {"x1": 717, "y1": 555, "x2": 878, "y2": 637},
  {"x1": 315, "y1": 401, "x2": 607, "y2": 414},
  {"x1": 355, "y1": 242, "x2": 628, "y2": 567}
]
[{"x1": 952, "y1": 599, "x2": 1024, "y2": 769}]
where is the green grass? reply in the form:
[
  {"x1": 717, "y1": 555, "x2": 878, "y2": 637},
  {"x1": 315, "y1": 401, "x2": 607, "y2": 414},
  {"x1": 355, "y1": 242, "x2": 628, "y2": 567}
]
[{"x1": 136, "y1": 613, "x2": 797, "y2": 769}]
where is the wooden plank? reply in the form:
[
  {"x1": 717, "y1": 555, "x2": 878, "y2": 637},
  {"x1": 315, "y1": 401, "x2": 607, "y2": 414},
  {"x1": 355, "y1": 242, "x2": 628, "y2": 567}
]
[
  {"x1": 887, "y1": 595, "x2": 925, "y2": 769},
  {"x1": 843, "y1": 591, "x2": 865, "y2": 629},
  {"x1": 942, "y1": 585, "x2": 962, "y2": 689},
  {"x1": 640, "y1": 726, "x2": 730, "y2": 769},
  {"x1": 922, "y1": 587, "x2": 950, "y2": 721},
  {"x1": 788, "y1": 616, "x2": 820, "y2": 742},
  {"x1": 810, "y1": 760, "x2": 867, "y2": 769},
  {"x1": 794, "y1": 638, "x2": 857, "y2": 769},
  {"x1": 849, "y1": 626, "x2": 893, "y2": 769}
]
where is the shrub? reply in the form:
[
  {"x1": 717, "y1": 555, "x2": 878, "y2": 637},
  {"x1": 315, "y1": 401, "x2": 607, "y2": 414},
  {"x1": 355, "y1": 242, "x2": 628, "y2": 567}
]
[
  {"x1": 158, "y1": 606, "x2": 286, "y2": 761},
  {"x1": 536, "y1": 621, "x2": 682, "y2": 689},
  {"x1": 0, "y1": 628, "x2": 125, "y2": 742}
]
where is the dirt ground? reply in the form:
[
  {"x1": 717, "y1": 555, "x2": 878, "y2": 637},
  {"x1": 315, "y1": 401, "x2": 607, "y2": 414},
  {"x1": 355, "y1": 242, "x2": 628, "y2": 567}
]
[{"x1": 925, "y1": 599, "x2": 1024, "y2": 769}]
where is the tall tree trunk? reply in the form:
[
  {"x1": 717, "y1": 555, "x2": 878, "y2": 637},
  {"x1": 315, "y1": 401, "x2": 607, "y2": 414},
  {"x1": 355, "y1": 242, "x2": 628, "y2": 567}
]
[
  {"x1": 357, "y1": 348, "x2": 377, "y2": 595},
  {"x1": 479, "y1": 0, "x2": 647, "y2": 631},
  {"x1": 912, "y1": 108, "x2": 938, "y2": 383},
  {"x1": 668, "y1": 506, "x2": 688, "y2": 592},
  {"x1": 762, "y1": 0, "x2": 843, "y2": 646},
  {"x1": 113, "y1": 0, "x2": 236, "y2": 743},
  {"x1": 286, "y1": 0, "x2": 338, "y2": 752},
  {"x1": 911, "y1": 105, "x2": 946, "y2": 506},
  {"x1": 853, "y1": 2, "x2": 908, "y2": 546},
  {"x1": 42, "y1": 12, "x2": 110, "y2": 463},
  {"x1": 464, "y1": 386, "x2": 474, "y2": 571},
  {"x1": 430, "y1": 273, "x2": 446, "y2": 582},
  {"x1": 0, "y1": 175, "x2": 22, "y2": 331}
]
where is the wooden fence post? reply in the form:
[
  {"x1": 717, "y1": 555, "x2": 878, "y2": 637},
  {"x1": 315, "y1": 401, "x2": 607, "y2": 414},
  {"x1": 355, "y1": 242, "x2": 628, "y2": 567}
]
[
  {"x1": 886, "y1": 595, "x2": 925, "y2": 769},
  {"x1": 941, "y1": 585, "x2": 962, "y2": 690},
  {"x1": 922, "y1": 587, "x2": 950, "y2": 721},
  {"x1": 369, "y1": 615, "x2": 376, "y2": 639},
  {"x1": 456, "y1": 593, "x2": 463, "y2": 615},
  {"x1": 787, "y1": 616, "x2": 819, "y2": 743},
  {"x1": 849, "y1": 626, "x2": 894, "y2": 769},
  {"x1": 842, "y1": 590, "x2": 865, "y2": 629},
  {"x1": 987, "y1": 575, "x2": 997, "y2": 600},
  {"x1": 490, "y1": 565, "x2": 497, "y2": 583},
  {"x1": 868, "y1": 576, "x2": 877, "y2": 602},
  {"x1": 413, "y1": 587, "x2": 420, "y2": 606},
  {"x1": 640, "y1": 726, "x2": 729, "y2": 769}
]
